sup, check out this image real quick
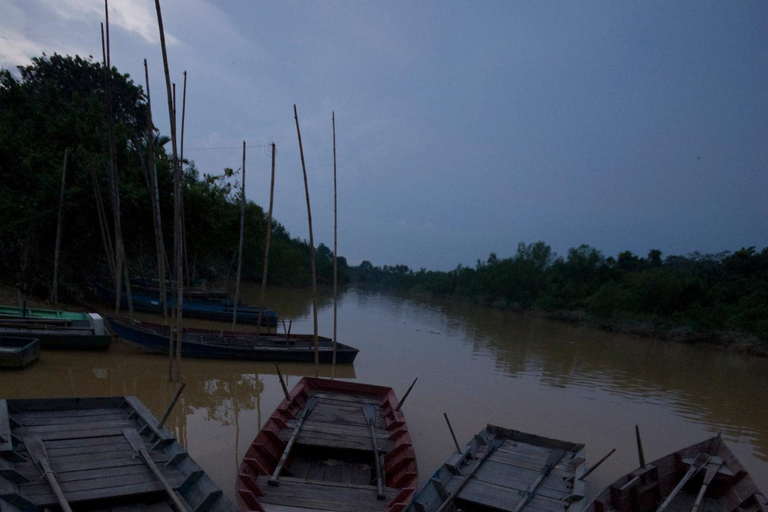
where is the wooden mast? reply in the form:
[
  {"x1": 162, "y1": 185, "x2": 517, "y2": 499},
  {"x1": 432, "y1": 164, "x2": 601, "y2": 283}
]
[
  {"x1": 50, "y1": 148, "x2": 68, "y2": 304},
  {"x1": 180, "y1": 70, "x2": 191, "y2": 286},
  {"x1": 293, "y1": 105, "x2": 320, "y2": 374},
  {"x1": 144, "y1": 59, "x2": 167, "y2": 320},
  {"x1": 256, "y1": 143, "x2": 276, "y2": 332},
  {"x1": 232, "y1": 141, "x2": 246, "y2": 327},
  {"x1": 154, "y1": 0, "x2": 184, "y2": 381},
  {"x1": 332, "y1": 112, "x2": 338, "y2": 366}
]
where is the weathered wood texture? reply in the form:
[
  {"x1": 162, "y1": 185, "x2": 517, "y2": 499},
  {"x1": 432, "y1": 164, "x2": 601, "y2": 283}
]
[
  {"x1": 0, "y1": 396, "x2": 237, "y2": 511},
  {"x1": 407, "y1": 424, "x2": 588, "y2": 512},
  {"x1": 586, "y1": 435, "x2": 767, "y2": 512},
  {"x1": 237, "y1": 377, "x2": 418, "y2": 512}
]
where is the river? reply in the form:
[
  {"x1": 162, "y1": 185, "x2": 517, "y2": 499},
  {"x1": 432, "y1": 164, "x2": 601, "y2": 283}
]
[{"x1": 1, "y1": 284, "x2": 766, "y2": 501}]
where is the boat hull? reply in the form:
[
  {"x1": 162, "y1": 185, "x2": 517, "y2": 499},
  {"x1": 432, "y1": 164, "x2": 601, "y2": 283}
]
[
  {"x1": 108, "y1": 317, "x2": 359, "y2": 363},
  {"x1": 237, "y1": 377, "x2": 418, "y2": 512},
  {"x1": 0, "y1": 336, "x2": 40, "y2": 369},
  {"x1": 0, "y1": 396, "x2": 237, "y2": 511},
  {"x1": 585, "y1": 435, "x2": 767, "y2": 512},
  {"x1": 97, "y1": 283, "x2": 278, "y2": 326}
]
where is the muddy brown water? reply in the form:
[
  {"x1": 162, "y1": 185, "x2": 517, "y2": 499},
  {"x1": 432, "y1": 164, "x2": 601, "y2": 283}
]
[{"x1": 1, "y1": 284, "x2": 766, "y2": 502}]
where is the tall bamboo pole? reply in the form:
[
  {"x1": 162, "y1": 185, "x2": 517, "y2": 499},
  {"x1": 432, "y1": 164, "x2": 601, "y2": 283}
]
[
  {"x1": 232, "y1": 141, "x2": 246, "y2": 327},
  {"x1": 88, "y1": 156, "x2": 116, "y2": 281},
  {"x1": 101, "y1": 15, "x2": 133, "y2": 321},
  {"x1": 332, "y1": 112, "x2": 338, "y2": 366},
  {"x1": 256, "y1": 143, "x2": 276, "y2": 332},
  {"x1": 144, "y1": 59, "x2": 167, "y2": 320},
  {"x1": 180, "y1": 70, "x2": 190, "y2": 286},
  {"x1": 51, "y1": 148, "x2": 69, "y2": 304},
  {"x1": 293, "y1": 105, "x2": 320, "y2": 374},
  {"x1": 154, "y1": 0, "x2": 184, "y2": 381}
]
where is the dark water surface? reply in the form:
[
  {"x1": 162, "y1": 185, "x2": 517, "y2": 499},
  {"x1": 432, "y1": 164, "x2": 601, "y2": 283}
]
[{"x1": 1, "y1": 285, "x2": 766, "y2": 500}]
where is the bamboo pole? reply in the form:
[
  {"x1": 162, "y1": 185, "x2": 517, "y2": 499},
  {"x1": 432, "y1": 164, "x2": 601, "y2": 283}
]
[
  {"x1": 293, "y1": 105, "x2": 320, "y2": 375},
  {"x1": 232, "y1": 141, "x2": 246, "y2": 327},
  {"x1": 88, "y1": 156, "x2": 116, "y2": 280},
  {"x1": 101, "y1": 15, "x2": 134, "y2": 321},
  {"x1": 332, "y1": 112, "x2": 338, "y2": 366},
  {"x1": 50, "y1": 148, "x2": 69, "y2": 304},
  {"x1": 256, "y1": 143, "x2": 276, "y2": 332},
  {"x1": 635, "y1": 424, "x2": 646, "y2": 467},
  {"x1": 179, "y1": 72, "x2": 191, "y2": 287},
  {"x1": 154, "y1": 0, "x2": 184, "y2": 381},
  {"x1": 144, "y1": 59, "x2": 168, "y2": 320}
]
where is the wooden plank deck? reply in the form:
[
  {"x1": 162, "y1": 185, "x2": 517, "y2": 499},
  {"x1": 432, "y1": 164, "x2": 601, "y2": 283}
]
[
  {"x1": 0, "y1": 397, "x2": 237, "y2": 512},
  {"x1": 258, "y1": 389, "x2": 396, "y2": 511}
]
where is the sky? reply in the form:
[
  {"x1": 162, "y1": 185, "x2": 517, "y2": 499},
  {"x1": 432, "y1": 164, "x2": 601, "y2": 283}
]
[{"x1": 2, "y1": 1, "x2": 767, "y2": 270}]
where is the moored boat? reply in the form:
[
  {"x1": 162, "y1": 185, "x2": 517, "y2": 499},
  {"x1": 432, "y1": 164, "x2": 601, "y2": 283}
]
[
  {"x1": 96, "y1": 282, "x2": 278, "y2": 326},
  {"x1": 585, "y1": 435, "x2": 767, "y2": 512},
  {"x1": 406, "y1": 424, "x2": 587, "y2": 512},
  {"x1": 0, "y1": 396, "x2": 237, "y2": 511},
  {"x1": 237, "y1": 377, "x2": 418, "y2": 512},
  {"x1": 108, "y1": 316, "x2": 359, "y2": 363},
  {"x1": 0, "y1": 305, "x2": 94, "y2": 325},
  {"x1": 0, "y1": 336, "x2": 40, "y2": 369},
  {"x1": 0, "y1": 314, "x2": 110, "y2": 350}
]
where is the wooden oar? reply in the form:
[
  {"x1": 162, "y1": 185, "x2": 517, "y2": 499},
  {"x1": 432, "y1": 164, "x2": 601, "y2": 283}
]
[
  {"x1": 122, "y1": 428, "x2": 189, "y2": 512},
  {"x1": 431, "y1": 438, "x2": 504, "y2": 512},
  {"x1": 363, "y1": 403, "x2": 386, "y2": 500},
  {"x1": 656, "y1": 453, "x2": 711, "y2": 512},
  {"x1": 24, "y1": 436, "x2": 73, "y2": 512},
  {"x1": 268, "y1": 397, "x2": 318, "y2": 486},
  {"x1": 512, "y1": 448, "x2": 567, "y2": 512},
  {"x1": 690, "y1": 457, "x2": 724, "y2": 512}
]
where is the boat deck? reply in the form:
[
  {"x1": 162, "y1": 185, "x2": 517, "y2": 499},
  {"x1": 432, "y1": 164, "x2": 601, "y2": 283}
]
[
  {"x1": 408, "y1": 426, "x2": 586, "y2": 512},
  {"x1": 0, "y1": 397, "x2": 236, "y2": 511},
  {"x1": 238, "y1": 378, "x2": 418, "y2": 512}
]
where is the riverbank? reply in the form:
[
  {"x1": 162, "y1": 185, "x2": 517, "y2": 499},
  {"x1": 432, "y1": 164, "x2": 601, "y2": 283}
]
[{"x1": 539, "y1": 309, "x2": 768, "y2": 357}]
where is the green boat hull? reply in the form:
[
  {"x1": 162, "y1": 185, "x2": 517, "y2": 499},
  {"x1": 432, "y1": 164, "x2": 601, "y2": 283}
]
[{"x1": 0, "y1": 305, "x2": 91, "y2": 322}]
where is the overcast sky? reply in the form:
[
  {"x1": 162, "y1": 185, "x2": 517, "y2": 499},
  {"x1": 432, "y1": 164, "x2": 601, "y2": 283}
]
[{"x1": 2, "y1": 1, "x2": 766, "y2": 270}]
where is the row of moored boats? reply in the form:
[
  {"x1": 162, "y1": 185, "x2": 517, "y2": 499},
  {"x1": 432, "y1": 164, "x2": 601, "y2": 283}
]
[{"x1": 0, "y1": 375, "x2": 765, "y2": 512}]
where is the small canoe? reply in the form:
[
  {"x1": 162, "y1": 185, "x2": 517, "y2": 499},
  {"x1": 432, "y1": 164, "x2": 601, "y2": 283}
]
[
  {"x1": 237, "y1": 377, "x2": 418, "y2": 512},
  {"x1": 108, "y1": 316, "x2": 359, "y2": 363},
  {"x1": 586, "y1": 435, "x2": 767, "y2": 512},
  {"x1": 0, "y1": 396, "x2": 238, "y2": 511},
  {"x1": 0, "y1": 336, "x2": 40, "y2": 369},
  {"x1": 406, "y1": 424, "x2": 587, "y2": 512},
  {"x1": 0, "y1": 314, "x2": 110, "y2": 350},
  {"x1": 96, "y1": 282, "x2": 278, "y2": 326},
  {"x1": 131, "y1": 277, "x2": 229, "y2": 300}
]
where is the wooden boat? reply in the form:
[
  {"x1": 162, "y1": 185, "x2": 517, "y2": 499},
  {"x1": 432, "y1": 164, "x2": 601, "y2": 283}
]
[
  {"x1": 131, "y1": 277, "x2": 229, "y2": 300},
  {"x1": 406, "y1": 424, "x2": 587, "y2": 512},
  {"x1": 0, "y1": 314, "x2": 110, "y2": 350},
  {"x1": 108, "y1": 316, "x2": 360, "y2": 364},
  {"x1": 586, "y1": 435, "x2": 767, "y2": 512},
  {"x1": 0, "y1": 305, "x2": 94, "y2": 324},
  {"x1": 237, "y1": 377, "x2": 418, "y2": 512},
  {"x1": 96, "y1": 282, "x2": 278, "y2": 326},
  {"x1": 0, "y1": 336, "x2": 40, "y2": 369},
  {"x1": 0, "y1": 396, "x2": 238, "y2": 511}
]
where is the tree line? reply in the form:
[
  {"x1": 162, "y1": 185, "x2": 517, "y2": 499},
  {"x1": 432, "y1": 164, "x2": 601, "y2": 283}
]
[
  {"x1": 350, "y1": 242, "x2": 768, "y2": 341},
  {"x1": 0, "y1": 54, "x2": 346, "y2": 302}
]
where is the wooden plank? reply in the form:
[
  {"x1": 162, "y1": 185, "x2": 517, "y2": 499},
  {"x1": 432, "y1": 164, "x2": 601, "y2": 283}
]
[
  {"x1": 293, "y1": 431, "x2": 392, "y2": 452},
  {"x1": 13, "y1": 412, "x2": 127, "y2": 427},
  {"x1": 256, "y1": 476, "x2": 394, "y2": 512},
  {"x1": 459, "y1": 478, "x2": 567, "y2": 512},
  {"x1": 307, "y1": 391, "x2": 382, "y2": 406},
  {"x1": 13, "y1": 419, "x2": 136, "y2": 437},
  {"x1": 20, "y1": 467, "x2": 184, "y2": 497},
  {"x1": 13, "y1": 427, "x2": 128, "y2": 442},
  {"x1": 15, "y1": 449, "x2": 168, "y2": 478},
  {"x1": 7, "y1": 397, "x2": 124, "y2": 413},
  {"x1": 13, "y1": 408, "x2": 125, "y2": 422},
  {"x1": 25, "y1": 473, "x2": 187, "y2": 507},
  {"x1": 473, "y1": 460, "x2": 572, "y2": 498}
]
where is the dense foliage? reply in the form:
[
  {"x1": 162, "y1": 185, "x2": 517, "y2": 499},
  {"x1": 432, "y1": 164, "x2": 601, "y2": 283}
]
[
  {"x1": 0, "y1": 54, "x2": 345, "y2": 300},
  {"x1": 350, "y1": 243, "x2": 768, "y2": 340}
]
